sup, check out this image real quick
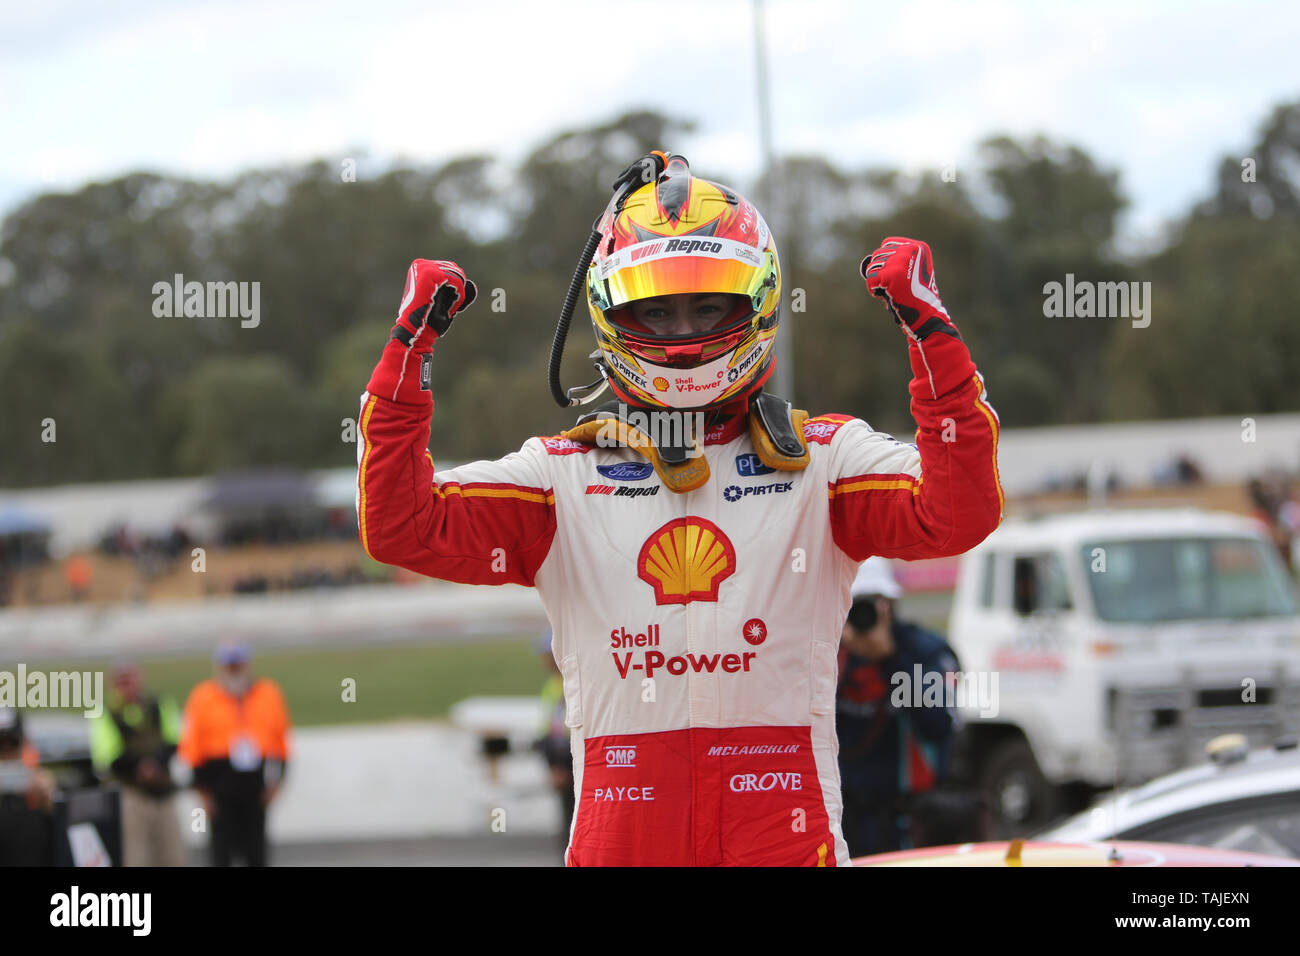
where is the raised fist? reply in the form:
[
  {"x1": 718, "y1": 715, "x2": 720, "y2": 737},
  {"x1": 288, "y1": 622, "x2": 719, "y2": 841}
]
[
  {"x1": 860, "y1": 238, "x2": 960, "y2": 342},
  {"x1": 391, "y1": 259, "x2": 478, "y2": 347}
]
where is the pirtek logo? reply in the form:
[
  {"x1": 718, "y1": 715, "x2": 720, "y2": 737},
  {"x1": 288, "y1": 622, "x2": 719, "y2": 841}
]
[
  {"x1": 729, "y1": 771, "x2": 803, "y2": 793},
  {"x1": 728, "y1": 345, "x2": 764, "y2": 383},
  {"x1": 723, "y1": 482, "x2": 793, "y2": 501},
  {"x1": 665, "y1": 238, "x2": 723, "y2": 255}
]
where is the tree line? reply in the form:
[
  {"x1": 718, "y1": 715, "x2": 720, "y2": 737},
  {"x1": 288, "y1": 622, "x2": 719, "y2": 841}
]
[{"x1": 1, "y1": 104, "x2": 1298, "y2": 488}]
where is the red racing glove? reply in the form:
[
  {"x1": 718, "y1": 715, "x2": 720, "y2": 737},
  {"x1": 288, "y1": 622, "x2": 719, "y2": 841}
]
[
  {"x1": 860, "y1": 237, "x2": 961, "y2": 343},
  {"x1": 390, "y1": 258, "x2": 478, "y2": 348},
  {"x1": 368, "y1": 259, "x2": 477, "y2": 402}
]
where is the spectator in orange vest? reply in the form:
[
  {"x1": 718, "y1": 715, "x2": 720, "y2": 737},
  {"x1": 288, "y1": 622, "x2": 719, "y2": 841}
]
[
  {"x1": 178, "y1": 643, "x2": 290, "y2": 866},
  {"x1": 65, "y1": 555, "x2": 93, "y2": 602}
]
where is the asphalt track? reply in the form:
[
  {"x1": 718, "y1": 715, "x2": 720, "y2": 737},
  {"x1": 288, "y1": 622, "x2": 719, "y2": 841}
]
[
  {"x1": 272, "y1": 834, "x2": 563, "y2": 866},
  {"x1": 180, "y1": 834, "x2": 563, "y2": 866}
]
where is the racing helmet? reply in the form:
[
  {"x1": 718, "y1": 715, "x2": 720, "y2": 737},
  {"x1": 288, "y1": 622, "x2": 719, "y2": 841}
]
[{"x1": 586, "y1": 155, "x2": 782, "y2": 411}]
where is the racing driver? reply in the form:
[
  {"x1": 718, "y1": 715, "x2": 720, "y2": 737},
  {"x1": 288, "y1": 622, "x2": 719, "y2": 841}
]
[{"x1": 356, "y1": 154, "x2": 1003, "y2": 866}]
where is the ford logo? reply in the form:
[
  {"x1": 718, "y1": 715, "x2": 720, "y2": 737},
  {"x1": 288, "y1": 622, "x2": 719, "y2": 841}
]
[{"x1": 596, "y1": 462, "x2": 655, "y2": 481}]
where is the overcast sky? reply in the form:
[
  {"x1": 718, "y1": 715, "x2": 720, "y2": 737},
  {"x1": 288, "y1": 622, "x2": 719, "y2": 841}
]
[{"x1": 2, "y1": 0, "x2": 1295, "y2": 246}]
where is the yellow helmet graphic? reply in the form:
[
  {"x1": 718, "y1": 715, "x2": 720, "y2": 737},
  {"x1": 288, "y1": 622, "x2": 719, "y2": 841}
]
[{"x1": 586, "y1": 155, "x2": 782, "y2": 411}]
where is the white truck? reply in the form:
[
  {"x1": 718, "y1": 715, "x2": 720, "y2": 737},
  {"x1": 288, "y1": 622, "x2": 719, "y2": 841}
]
[{"x1": 947, "y1": 508, "x2": 1300, "y2": 834}]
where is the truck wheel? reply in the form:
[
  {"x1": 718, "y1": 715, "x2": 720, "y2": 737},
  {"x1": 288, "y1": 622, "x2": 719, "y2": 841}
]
[{"x1": 980, "y1": 738, "x2": 1057, "y2": 837}]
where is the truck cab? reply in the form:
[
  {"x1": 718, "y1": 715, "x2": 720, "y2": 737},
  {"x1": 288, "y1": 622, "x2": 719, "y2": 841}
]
[{"x1": 949, "y1": 508, "x2": 1300, "y2": 834}]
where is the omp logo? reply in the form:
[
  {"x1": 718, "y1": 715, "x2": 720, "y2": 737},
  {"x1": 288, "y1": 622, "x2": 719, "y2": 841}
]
[
  {"x1": 605, "y1": 745, "x2": 637, "y2": 768},
  {"x1": 630, "y1": 242, "x2": 666, "y2": 262},
  {"x1": 586, "y1": 484, "x2": 615, "y2": 495},
  {"x1": 637, "y1": 518, "x2": 736, "y2": 606},
  {"x1": 665, "y1": 238, "x2": 723, "y2": 255},
  {"x1": 729, "y1": 772, "x2": 802, "y2": 793},
  {"x1": 542, "y1": 436, "x2": 591, "y2": 455},
  {"x1": 801, "y1": 414, "x2": 852, "y2": 445},
  {"x1": 597, "y1": 462, "x2": 654, "y2": 481}
]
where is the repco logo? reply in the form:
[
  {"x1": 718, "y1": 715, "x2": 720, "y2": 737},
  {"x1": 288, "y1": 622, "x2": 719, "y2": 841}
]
[
  {"x1": 665, "y1": 238, "x2": 723, "y2": 255},
  {"x1": 729, "y1": 771, "x2": 802, "y2": 793},
  {"x1": 614, "y1": 486, "x2": 658, "y2": 498}
]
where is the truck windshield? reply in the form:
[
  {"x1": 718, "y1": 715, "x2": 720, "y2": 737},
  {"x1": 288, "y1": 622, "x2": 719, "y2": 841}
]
[{"x1": 1081, "y1": 536, "x2": 1298, "y2": 622}]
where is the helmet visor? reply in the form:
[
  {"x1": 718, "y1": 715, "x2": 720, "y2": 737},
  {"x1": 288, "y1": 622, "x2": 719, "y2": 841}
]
[
  {"x1": 592, "y1": 236, "x2": 774, "y2": 311},
  {"x1": 611, "y1": 298, "x2": 754, "y2": 367}
]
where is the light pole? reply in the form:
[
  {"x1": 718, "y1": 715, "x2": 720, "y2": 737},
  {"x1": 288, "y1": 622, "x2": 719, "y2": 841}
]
[{"x1": 753, "y1": 0, "x2": 793, "y2": 400}]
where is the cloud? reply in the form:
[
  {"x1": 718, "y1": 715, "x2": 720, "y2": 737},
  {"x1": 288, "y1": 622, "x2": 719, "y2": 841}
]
[{"x1": 0, "y1": 0, "x2": 1296, "y2": 241}]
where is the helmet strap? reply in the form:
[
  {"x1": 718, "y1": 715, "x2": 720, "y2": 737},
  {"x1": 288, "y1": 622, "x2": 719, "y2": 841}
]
[
  {"x1": 748, "y1": 392, "x2": 810, "y2": 471},
  {"x1": 563, "y1": 408, "x2": 710, "y2": 493}
]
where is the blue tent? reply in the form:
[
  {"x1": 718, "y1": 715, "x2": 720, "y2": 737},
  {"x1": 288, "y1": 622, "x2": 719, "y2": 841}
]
[{"x1": 0, "y1": 506, "x2": 51, "y2": 537}]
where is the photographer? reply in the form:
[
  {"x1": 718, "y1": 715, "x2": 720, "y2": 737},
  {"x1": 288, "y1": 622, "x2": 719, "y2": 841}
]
[
  {"x1": 0, "y1": 708, "x2": 55, "y2": 866},
  {"x1": 836, "y1": 559, "x2": 962, "y2": 857}
]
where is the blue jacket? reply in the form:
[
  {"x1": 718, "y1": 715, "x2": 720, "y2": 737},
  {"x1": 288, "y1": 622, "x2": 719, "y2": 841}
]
[{"x1": 836, "y1": 620, "x2": 959, "y2": 799}]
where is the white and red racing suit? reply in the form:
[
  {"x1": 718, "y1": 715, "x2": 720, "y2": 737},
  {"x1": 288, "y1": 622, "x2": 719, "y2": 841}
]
[{"x1": 357, "y1": 322, "x2": 1003, "y2": 866}]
